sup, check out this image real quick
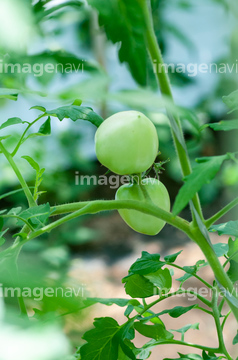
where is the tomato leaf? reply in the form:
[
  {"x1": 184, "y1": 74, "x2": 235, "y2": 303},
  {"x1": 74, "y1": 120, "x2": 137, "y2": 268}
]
[
  {"x1": 210, "y1": 221, "x2": 238, "y2": 238},
  {"x1": 123, "y1": 274, "x2": 156, "y2": 298},
  {"x1": 0, "y1": 117, "x2": 24, "y2": 130},
  {"x1": 173, "y1": 155, "x2": 229, "y2": 215},
  {"x1": 45, "y1": 104, "x2": 104, "y2": 127},
  {"x1": 80, "y1": 317, "x2": 121, "y2": 360},
  {"x1": 38, "y1": 117, "x2": 51, "y2": 135},
  {"x1": 134, "y1": 322, "x2": 173, "y2": 341},
  {"x1": 144, "y1": 268, "x2": 172, "y2": 294},
  {"x1": 164, "y1": 251, "x2": 182, "y2": 263},
  {"x1": 16, "y1": 203, "x2": 51, "y2": 230},
  {"x1": 205, "y1": 119, "x2": 238, "y2": 131},
  {"x1": 128, "y1": 251, "x2": 165, "y2": 275},
  {"x1": 87, "y1": 0, "x2": 147, "y2": 86}
]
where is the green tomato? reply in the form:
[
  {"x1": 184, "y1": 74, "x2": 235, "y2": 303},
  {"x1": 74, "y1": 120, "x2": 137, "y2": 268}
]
[
  {"x1": 115, "y1": 178, "x2": 170, "y2": 236},
  {"x1": 95, "y1": 111, "x2": 158, "y2": 175}
]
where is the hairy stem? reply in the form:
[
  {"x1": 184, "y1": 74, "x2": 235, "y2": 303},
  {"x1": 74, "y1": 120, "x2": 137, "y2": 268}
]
[{"x1": 141, "y1": 0, "x2": 203, "y2": 220}]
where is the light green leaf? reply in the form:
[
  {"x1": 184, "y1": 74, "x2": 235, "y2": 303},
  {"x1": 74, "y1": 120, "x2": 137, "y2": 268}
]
[{"x1": 134, "y1": 322, "x2": 173, "y2": 341}]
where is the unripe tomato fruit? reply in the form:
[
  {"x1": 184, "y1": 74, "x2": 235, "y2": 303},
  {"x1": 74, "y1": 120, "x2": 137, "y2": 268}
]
[
  {"x1": 115, "y1": 178, "x2": 170, "y2": 235},
  {"x1": 95, "y1": 111, "x2": 158, "y2": 175}
]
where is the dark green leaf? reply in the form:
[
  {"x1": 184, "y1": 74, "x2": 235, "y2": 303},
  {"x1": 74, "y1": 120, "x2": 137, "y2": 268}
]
[
  {"x1": 88, "y1": 0, "x2": 147, "y2": 86},
  {"x1": 80, "y1": 317, "x2": 121, "y2": 360},
  {"x1": 38, "y1": 117, "x2": 51, "y2": 135},
  {"x1": 173, "y1": 155, "x2": 228, "y2": 215},
  {"x1": 144, "y1": 268, "x2": 172, "y2": 294},
  {"x1": 233, "y1": 331, "x2": 238, "y2": 345},
  {"x1": 164, "y1": 251, "x2": 183, "y2": 263},
  {"x1": 134, "y1": 322, "x2": 173, "y2": 341},
  {"x1": 123, "y1": 274, "x2": 156, "y2": 298},
  {"x1": 45, "y1": 105, "x2": 104, "y2": 127},
  {"x1": 157, "y1": 305, "x2": 197, "y2": 318},
  {"x1": 128, "y1": 251, "x2": 165, "y2": 275}
]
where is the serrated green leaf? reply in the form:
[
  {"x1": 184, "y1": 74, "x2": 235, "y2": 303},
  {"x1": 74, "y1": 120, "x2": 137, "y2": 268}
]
[
  {"x1": 134, "y1": 322, "x2": 173, "y2": 341},
  {"x1": 88, "y1": 0, "x2": 147, "y2": 86},
  {"x1": 45, "y1": 105, "x2": 104, "y2": 127},
  {"x1": 207, "y1": 119, "x2": 238, "y2": 131},
  {"x1": 16, "y1": 203, "x2": 51, "y2": 229},
  {"x1": 173, "y1": 155, "x2": 228, "y2": 215},
  {"x1": 80, "y1": 317, "x2": 121, "y2": 360},
  {"x1": 128, "y1": 251, "x2": 165, "y2": 275},
  {"x1": 144, "y1": 268, "x2": 172, "y2": 295},
  {"x1": 123, "y1": 274, "x2": 156, "y2": 298},
  {"x1": 210, "y1": 221, "x2": 238, "y2": 237}
]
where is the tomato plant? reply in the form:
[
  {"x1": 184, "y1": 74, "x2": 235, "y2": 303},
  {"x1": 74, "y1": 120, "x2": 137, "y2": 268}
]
[
  {"x1": 0, "y1": 1, "x2": 238, "y2": 360},
  {"x1": 116, "y1": 178, "x2": 170, "y2": 235},
  {"x1": 95, "y1": 111, "x2": 158, "y2": 175}
]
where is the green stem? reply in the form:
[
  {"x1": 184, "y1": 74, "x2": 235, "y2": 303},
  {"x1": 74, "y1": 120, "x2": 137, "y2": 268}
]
[
  {"x1": 169, "y1": 263, "x2": 212, "y2": 289},
  {"x1": 211, "y1": 287, "x2": 233, "y2": 359},
  {"x1": 205, "y1": 196, "x2": 238, "y2": 228},
  {"x1": 0, "y1": 199, "x2": 191, "y2": 258},
  {"x1": 190, "y1": 228, "x2": 238, "y2": 323},
  {"x1": 141, "y1": 0, "x2": 203, "y2": 220},
  {"x1": 0, "y1": 142, "x2": 36, "y2": 207},
  {"x1": 221, "y1": 310, "x2": 231, "y2": 331},
  {"x1": 11, "y1": 114, "x2": 45, "y2": 157},
  {"x1": 144, "y1": 339, "x2": 219, "y2": 353}
]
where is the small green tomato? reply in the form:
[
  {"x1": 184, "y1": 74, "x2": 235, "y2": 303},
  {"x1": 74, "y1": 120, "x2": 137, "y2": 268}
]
[
  {"x1": 115, "y1": 178, "x2": 170, "y2": 235},
  {"x1": 95, "y1": 111, "x2": 158, "y2": 175}
]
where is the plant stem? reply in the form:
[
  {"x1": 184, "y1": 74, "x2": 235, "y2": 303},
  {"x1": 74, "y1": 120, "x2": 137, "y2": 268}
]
[
  {"x1": 141, "y1": 0, "x2": 203, "y2": 220},
  {"x1": 0, "y1": 199, "x2": 191, "y2": 259},
  {"x1": 11, "y1": 114, "x2": 45, "y2": 157},
  {"x1": 205, "y1": 196, "x2": 238, "y2": 228},
  {"x1": 190, "y1": 228, "x2": 238, "y2": 323},
  {"x1": 211, "y1": 287, "x2": 233, "y2": 359},
  {"x1": 169, "y1": 263, "x2": 212, "y2": 289},
  {"x1": 0, "y1": 142, "x2": 36, "y2": 207}
]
